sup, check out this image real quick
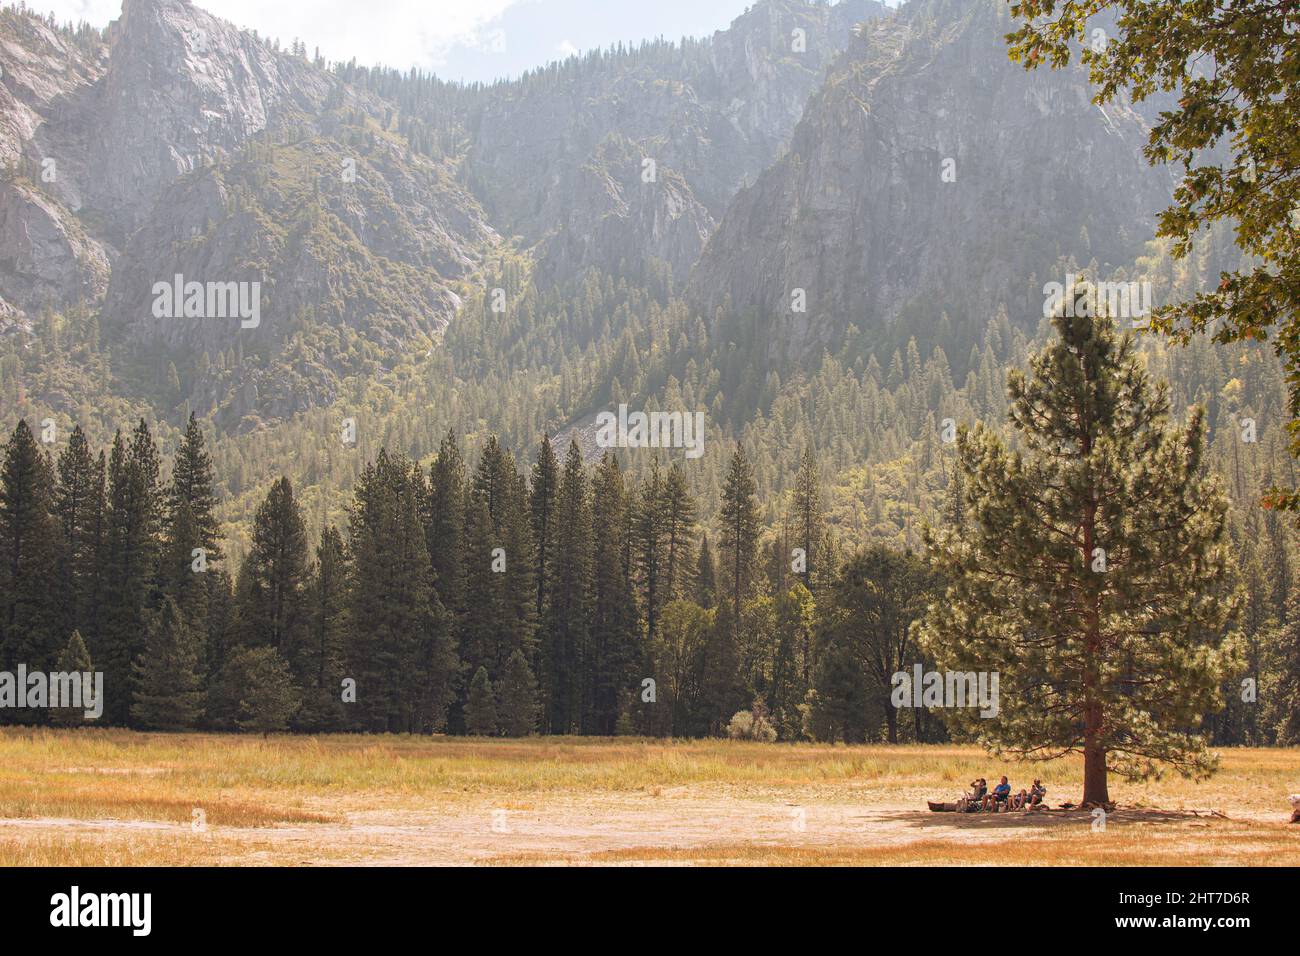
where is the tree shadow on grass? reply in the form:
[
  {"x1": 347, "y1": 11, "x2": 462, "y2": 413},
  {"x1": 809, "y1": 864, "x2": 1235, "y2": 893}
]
[{"x1": 875, "y1": 807, "x2": 1226, "y2": 832}]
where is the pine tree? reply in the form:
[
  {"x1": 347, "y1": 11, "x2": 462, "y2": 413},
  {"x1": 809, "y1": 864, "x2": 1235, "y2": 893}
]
[
  {"x1": 790, "y1": 446, "x2": 824, "y2": 592},
  {"x1": 0, "y1": 421, "x2": 59, "y2": 694},
  {"x1": 719, "y1": 446, "x2": 760, "y2": 621},
  {"x1": 1271, "y1": 581, "x2": 1300, "y2": 746},
  {"x1": 529, "y1": 434, "x2": 559, "y2": 617},
  {"x1": 131, "y1": 597, "x2": 204, "y2": 730},
  {"x1": 296, "y1": 526, "x2": 349, "y2": 731},
  {"x1": 424, "y1": 429, "x2": 465, "y2": 620},
  {"x1": 204, "y1": 568, "x2": 236, "y2": 698},
  {"x1": 633, "y1": 459, "x2": 666, "y2": 642},
  {"x1": 589, "y1": 453, "x2": 639, "y2": 734},
  {"x1": 230, "y1": 647, "x2": 301, "y2": 734},
  {"x1": 541, "y1": 441, "x2": 591, "y2": 733},
  {"x1": 53, "y1": 426, "x2": 102, "y2": 644},
  {"x1": 805, "y1": 632, "x2": 871, "y2": 743},
  {"x1": 101, "y1": 421, "x2": 162, "y2": 724},
  {"x1": 465, "y1": 665, "x2": 498, "y2": 735},
  {"x1": 769, "y1": 583, "x2": 814, "y2": 740},
  {"x1": 660, "y1": 463, "x2": 697, "y2": 603},
  {"x1": 919, "y1": 301, "x2": 1242, "y2": 804},
  {"x1": 825, "y1": 547, "x2": 936, "y2": 744},
  {"x1": 695, "y1": 534, "x2": 717, "y2": 609},
  {"x1": 698, "y1": 603, "x2": 746, "y2": 736},
  {"x1": 168, "y1": 413, "x2": 221, "y2": 561},
  {"x1": 467, "y1": 439, "x2": 536, "y2": 679},
  {"x1": 49, "y1": 630, "x2": 93, "y2": 727},
  {"x1": 347, "y1": 454, "x2": 454, "y2": 732},
  {"x1": 207, "y1": 645, "x2": 301, "y2": 733},
  {"x1": 239, "y1": 477, "x2": 308, "y2": 657},
  {"x1": 497, "y1": 648, "x2": 538, "y2": 737},
  {"x1": 459, "y1": 493, "x2": 507, "y2": 687},
  {"x1": 499, "y1": 459, "x2": 537, "y2": 667},
  {"x1": 163, "y1": 500, "x2": 208, "y2": 631},
  {"x1": 471, "y1": 436, "x2": 509, "y2": 522}
]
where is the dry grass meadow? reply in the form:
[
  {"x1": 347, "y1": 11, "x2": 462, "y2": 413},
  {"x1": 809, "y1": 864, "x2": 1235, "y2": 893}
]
[{"x1": 0, "y1": 729, "x2": 1296, "y2": 866}]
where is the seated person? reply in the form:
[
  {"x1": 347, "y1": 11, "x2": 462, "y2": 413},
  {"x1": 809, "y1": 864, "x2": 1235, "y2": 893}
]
[
  {"x1": 1026, "y1": 779, "x2": 1047, "y2": 807},
  {"x1": 959, "y1": 778, "x2": 987, "y2": 812},
  {"x1": 984, "y1": 776, "x2": 1012, "y2": 811}
]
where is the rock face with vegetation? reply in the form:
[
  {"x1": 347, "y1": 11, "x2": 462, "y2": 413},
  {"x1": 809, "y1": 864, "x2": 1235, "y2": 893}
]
[
  {"x1": 688, "y1": 0, "x2": 1175, "y2": 363},
  {"x1": 1, "y1": 0, "x2": 892, "y2": 422}
]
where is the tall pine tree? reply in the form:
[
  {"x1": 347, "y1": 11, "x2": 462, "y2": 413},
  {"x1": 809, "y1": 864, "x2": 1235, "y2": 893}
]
[
  {"x1": 919, "y1": 301, "x2": 1241, "y2": 804},
  {"x1": 0, "y1": 422, "x2": 59, "y2": 696}
]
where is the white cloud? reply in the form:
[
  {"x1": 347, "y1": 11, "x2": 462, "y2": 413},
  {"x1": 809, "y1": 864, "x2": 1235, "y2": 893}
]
[
  {"x1": 32, "y1": 0, "x2": 522, "y2": 71},
  {"x1": 555, "y1": 38, "x2": 578, "y2": 59}
]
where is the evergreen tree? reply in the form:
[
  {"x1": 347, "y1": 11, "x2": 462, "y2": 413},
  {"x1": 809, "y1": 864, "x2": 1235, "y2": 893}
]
[
  {"x1": 348, "y1": 454, "x2": 455, "y2": 732},
  {"x1": 162, "y1": 500, "x2": 208, "y2": 631},
  {"x1": 224, "y1": 646, "x2": 301, "y2": 734},
  {"x1": 589, "y1": 453, "x2": 639, "y2": 733},
  {"x1": 131, "y1": 597, "x2": 204, "y2": 730},
  {"x1": 1271, "y1": 582, "x2": 1300, "y2": 746},
  {"x1": 497, "y1": 648, "x2": 538, "y2": 736},
  {"x1": 529, "y1": 433, "x2": 559, "y2": 617},
  {"x1": 790, "y1": 446, "x2": 824, "y2": 592},
  {"x1": 296, "y1": 526, "x2": 349, "y2": 731},
  {"x1": 661, "y1": 463, "x2": 697, "y2": 603},
  {"x1": 698, "y1": 604, "x2": 745, "y2": 736},
  {"x1": 204, "y1": 568, "x2": 236, "y2": 690},
  {"x1": 465, "y1": 665, "x2": 498, "y2": 735},
  {"x1": 541, "y1": 441, "x2": 591, "y2": 733},
  {"x1": 101, "y1": 421, "x2": 162, "y2": 724},
  {"x1": 207, "y1": 645, "x2": 301, "y2": 733},
  {"x1": 49, "y1": 629, "x2": 93, "y2": 727},
  {"x1": 824, "y1": 547, "x2": 936, "y2": 744},
  {"x1": 168, "y1": 413, "x2": 221, "y2": 561},
  {"x1": 695, "y1": 534, "x2": 717, "y2": 609},
  {"x1": 718, "y1": 446, "x2": 761, "y2": 621},
  {"x1": 499, "y1": 459, "x2": 538, "y2": 667},
  {"x1": 0, "y1": 421, "x2": 59, "y2": 695},
  {"x1": 919, "y1": 302, "x2": 1242, "y2": 804},
  {"x1": 53, "y1": 426, "x2": 102, "y2": 643},
  {"x1": 633, "y1": 459, "x2": 666, "y2": 642},
  {"x1": 805, "y1": 633, "x2": 871, "y2": 743},
  {"x1": 424, "y1": 429, "x2": 465, "y2": 620},
  {"x1": 769, "y1": 583, "x2": 815, "y2": 740},
  {"x1": 459, "y1": 493, "x2": 507, "y2": 688},
  {"x1": 649, "y1": 599, "x2": 711, "y2": 736},
  {"x1": 239, "y1": 477, "x2": 308, "y2": 659}
]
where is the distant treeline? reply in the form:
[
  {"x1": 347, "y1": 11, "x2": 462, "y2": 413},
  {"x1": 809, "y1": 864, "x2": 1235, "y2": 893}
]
[
  {"x1": 0, "y1": 403, "x2": 1295, "y2": 744},
  {"x1": 0, "y1": 413, "x2": 935, "y2": 739}
]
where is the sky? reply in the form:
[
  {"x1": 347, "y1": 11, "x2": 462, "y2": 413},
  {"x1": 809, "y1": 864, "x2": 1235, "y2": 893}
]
[{"x1": 32, "y1": 0, "x2": 762, "y2": 83}]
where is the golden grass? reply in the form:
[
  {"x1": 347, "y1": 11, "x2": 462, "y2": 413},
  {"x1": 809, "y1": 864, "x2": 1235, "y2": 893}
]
[{"x1": 1, "y1": 729, "x2": 1296, "y2": 866}]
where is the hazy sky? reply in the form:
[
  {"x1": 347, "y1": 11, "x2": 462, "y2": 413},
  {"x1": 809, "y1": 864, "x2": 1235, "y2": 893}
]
[{"x1": 34, "y1": 0, "x2": 761, "y2": 83}]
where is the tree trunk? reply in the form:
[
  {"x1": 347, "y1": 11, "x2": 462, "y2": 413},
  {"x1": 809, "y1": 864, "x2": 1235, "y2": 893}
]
[
  {"x1": 1080, "y1": 453, "x2": 1108, "y2": 806},
  {"x1": 884, "y1": 701, "x2": 898, "y2": 744},
  {"x1": 1082, "y1": 702, "x2": 1109, "y2": 805}
]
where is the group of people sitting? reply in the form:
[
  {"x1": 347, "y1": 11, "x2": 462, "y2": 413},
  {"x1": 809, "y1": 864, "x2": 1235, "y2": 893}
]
[{"x1": 956, "y1": 776, "x2": 1047, "y2": 813}]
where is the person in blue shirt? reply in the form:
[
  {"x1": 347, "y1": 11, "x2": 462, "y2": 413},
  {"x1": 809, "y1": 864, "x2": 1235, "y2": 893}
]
[{"x1": 984, "y1": 776, "x2": 1012, "y2": 811}]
